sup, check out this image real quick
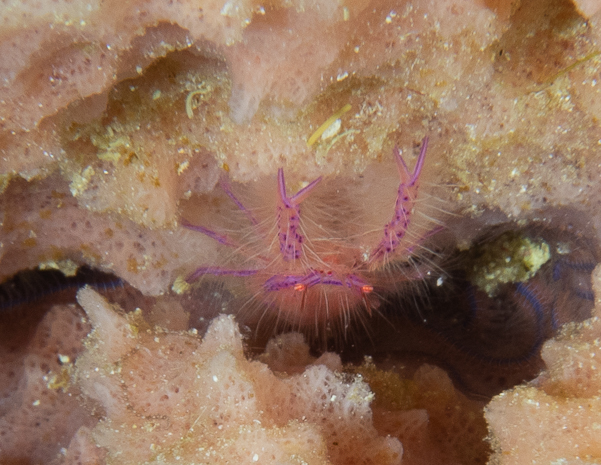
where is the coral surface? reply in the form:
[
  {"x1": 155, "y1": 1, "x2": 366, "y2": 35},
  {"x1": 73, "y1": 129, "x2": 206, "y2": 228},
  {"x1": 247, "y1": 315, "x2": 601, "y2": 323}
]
[
  {"x1": 1, "y1": 0, "x2": 601, "y2": 463},
  {"x1": 73, "y1": 288, "x2": 399, "y2": 465},
  {"x1": 2, "y1": 0, "x2": 601, "y2": 294},
  {"x1": 486, "y1": 265, "x2": 601, "y2": 464}
]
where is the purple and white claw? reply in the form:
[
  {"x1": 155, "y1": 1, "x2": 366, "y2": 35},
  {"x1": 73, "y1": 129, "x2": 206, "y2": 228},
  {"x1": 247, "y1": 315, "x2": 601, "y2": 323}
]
[
  {"x1": 369, "y1": 136, "x2": 429, "y2": 263},
  {"x1": 276, "y1": 169, "x2": 322, "y2": 262}
]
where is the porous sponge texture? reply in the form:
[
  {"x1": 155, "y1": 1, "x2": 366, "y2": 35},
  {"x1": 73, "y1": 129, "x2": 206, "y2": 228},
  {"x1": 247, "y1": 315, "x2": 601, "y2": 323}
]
[
  {"x1": 1, "y1": 0, "x2": 253, "y2": 132},
  {"x1": 0, "y1": 304, "x2": 95, "y2": 464},
  {"x1": 486, "y1": 265, "x2": 601, "y2": 464},
  {"x1": 0, "y1": 174, "x2": 221, "y2": 296},
  {"x1": 71, "y1": 287, "x2": 402, "y2": 465}
]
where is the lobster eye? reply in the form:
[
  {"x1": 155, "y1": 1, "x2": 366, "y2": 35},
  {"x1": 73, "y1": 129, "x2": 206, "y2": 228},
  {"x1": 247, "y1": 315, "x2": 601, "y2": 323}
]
[
  {"x1": 361, "y1": 285, "x2": 374, "y2": 294},
  {"x1": 294, "y1": 283, "x2": 306, "y2": 292}
]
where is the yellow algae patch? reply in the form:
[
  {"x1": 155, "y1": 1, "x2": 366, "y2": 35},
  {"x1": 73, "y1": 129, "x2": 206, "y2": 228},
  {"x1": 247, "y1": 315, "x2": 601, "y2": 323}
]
[
  {"x1": 69, "y1": 165, "x2": 95, "y2": 197},
  {"x1": 467, "y1": 231, "x2": 551, "y2": 296},
  {"x1": 39, "y1": 259, "x2": 79, "y2": 277},
  {"x1": 171, "y1": 275, "x2": 191, "y2": 295}
]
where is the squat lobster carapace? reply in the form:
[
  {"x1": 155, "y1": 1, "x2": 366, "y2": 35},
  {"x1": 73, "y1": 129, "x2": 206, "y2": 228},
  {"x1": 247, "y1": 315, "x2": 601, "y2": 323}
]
[{"x1": 181, "y1": 136, "x2": 441, "y2": 335}]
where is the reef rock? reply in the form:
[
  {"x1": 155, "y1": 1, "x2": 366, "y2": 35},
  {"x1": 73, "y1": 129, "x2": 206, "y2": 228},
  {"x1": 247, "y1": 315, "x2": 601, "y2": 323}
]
[
  {"x1": 72, "y1": 287, "x2": 401, "y2": 465},
  {"x1": 486, "y1": 265, "x2": 601, "y2": 464},
  {"x1": 2, "y1": 0, "x2": 601, "y2": 463}
]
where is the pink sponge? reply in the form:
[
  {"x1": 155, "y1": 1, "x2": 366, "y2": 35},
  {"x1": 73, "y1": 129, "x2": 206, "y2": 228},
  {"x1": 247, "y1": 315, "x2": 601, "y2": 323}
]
[
  {"x1": 486, "y1": 265, "x2": 601, "y2": 463},
  {"x1": 0, "y1": 303, "x2": 95, "y2": 464},
  {"x1": 71, "y1": 287, "x2": 402, "y2": 464}
]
